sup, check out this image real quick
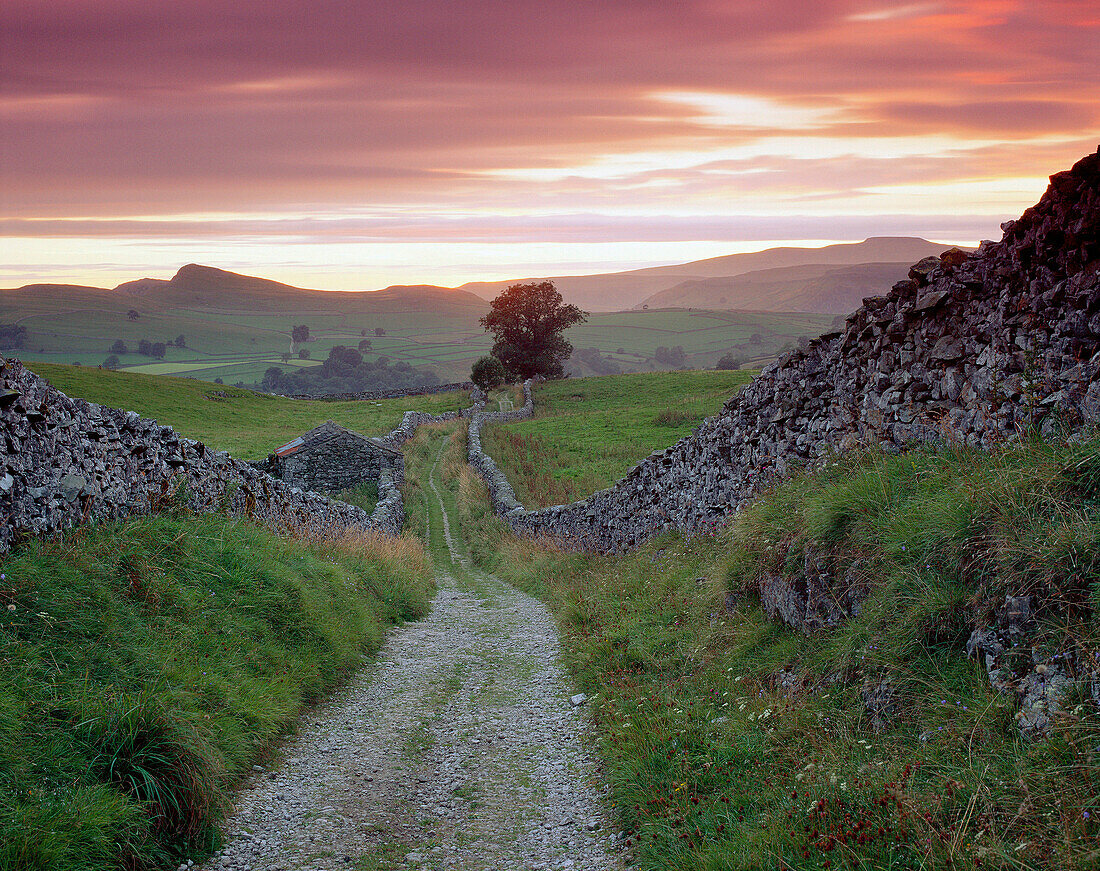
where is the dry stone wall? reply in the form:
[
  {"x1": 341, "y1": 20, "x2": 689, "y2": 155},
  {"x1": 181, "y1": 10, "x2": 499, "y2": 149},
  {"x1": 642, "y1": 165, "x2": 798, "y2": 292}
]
[
  {"x1": 0, "y1": 362, "x2": 484, "y2": 553},
  {"x1": 473, "y1": 148, "x2": 1100, "y2": 553},
  {"x1": 467, "y1": 382, "x2": 535, "y2": 516}
]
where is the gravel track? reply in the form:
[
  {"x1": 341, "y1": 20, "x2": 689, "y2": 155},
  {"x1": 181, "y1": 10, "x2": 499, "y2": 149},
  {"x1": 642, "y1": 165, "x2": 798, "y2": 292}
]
[{"x1": 199, "y1": 438, "x2": 621, "y2": 871}]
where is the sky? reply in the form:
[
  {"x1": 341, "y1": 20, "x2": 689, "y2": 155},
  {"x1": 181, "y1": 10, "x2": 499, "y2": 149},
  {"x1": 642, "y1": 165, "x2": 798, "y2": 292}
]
[{"x1": 2, "y1": 0, "x2": 1098, "y2": 290}]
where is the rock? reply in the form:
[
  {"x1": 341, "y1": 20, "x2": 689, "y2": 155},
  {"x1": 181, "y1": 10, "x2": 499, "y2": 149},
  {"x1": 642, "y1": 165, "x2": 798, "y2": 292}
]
[
  {"x1": 58, "y1": 474, "x2": 86, "y2": 502},
  {"x1": 570, "y1": 694, "x2": 587, "y2": 707},
  {"x1": 930, "y1": 336, "x2": 965, "y2": 362},
  {"x1": 861, "y1": 678, "x2": 896, "y2": 733}
]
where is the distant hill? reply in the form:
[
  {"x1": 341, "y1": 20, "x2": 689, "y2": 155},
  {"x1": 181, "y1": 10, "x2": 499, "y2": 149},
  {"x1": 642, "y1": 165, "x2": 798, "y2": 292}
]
[
  {"x1": 459, "y1": 238, "x2": 965, "y2": 312},
  {"x1": 109, "y1": 265, "x2": 489, "y2": 315},
  {"x1": 636, "y1": 261, "x2": 923, "y2": 314}
]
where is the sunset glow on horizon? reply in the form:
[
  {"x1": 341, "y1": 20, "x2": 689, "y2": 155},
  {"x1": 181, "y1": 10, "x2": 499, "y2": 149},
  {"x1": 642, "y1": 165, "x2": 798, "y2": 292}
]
[{"x1": 2, "y1": 0, "x2": 1098, "y2": 290}]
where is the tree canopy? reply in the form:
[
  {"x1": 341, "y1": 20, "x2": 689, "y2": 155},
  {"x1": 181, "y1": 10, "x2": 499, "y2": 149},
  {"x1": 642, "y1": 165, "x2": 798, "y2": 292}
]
[
  {"x1": 479, "y1": 281, "x2": 586, "y2": 380},
  {"x1": 470, "y1": 355, "x2": 506, "y2": 390}
]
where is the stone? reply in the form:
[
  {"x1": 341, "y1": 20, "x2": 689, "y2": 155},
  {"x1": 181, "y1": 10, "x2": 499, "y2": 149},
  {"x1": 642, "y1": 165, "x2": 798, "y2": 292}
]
[
  {"x1": 59, "y1": 474, "x2": 86, "y2": 501},
  {"x1": 570, "y1": 694, "x2": 587, "y2": 707},
  {"x1": 930, "y1": 336, "x2": 965, "y2": 362}
]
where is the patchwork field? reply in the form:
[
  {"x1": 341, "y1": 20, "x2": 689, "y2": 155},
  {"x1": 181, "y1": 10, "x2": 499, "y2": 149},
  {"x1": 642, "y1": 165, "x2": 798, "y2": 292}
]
[
  {"x1": 2, "y1": 278, "x2": 834, "y2": 384},
  {"x1": 29, "y1": 362, "x2": 470, "y2": 461},
  {"x1": 479, "y1": 371, "x2": 754, "y2": 506}
]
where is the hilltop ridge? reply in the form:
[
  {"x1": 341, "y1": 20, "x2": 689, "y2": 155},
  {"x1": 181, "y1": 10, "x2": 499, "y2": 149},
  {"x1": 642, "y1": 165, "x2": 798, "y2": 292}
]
[{"x1": 459, "y1": 237, "x2": 963, "y2": 311}]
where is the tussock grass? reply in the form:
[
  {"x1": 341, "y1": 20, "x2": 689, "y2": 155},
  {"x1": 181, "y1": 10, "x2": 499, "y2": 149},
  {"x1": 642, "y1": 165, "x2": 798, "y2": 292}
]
[
  {"x1": 456, "y1": 436, "x2": 1100, "y2": 870},
  {"x1": 0, "y1": 511, "x2": 433, "y2": 870}
]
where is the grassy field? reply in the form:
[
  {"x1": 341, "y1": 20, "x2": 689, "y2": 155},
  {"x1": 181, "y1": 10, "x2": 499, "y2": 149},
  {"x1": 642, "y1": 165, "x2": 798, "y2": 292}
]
[
  {"x1": 1, "y1": 277, "x2": 834, "y2": 382},
  {"x1": 440, "y1": 421, "x2": 1100, "y2": 870},
  {"x1": 480, "y1": 371, "x2": 754, "y2": 506},
  {"x1": 0, "y1": 510, "x2": 433, "y2": 870},
  {"x1": 26, "y1": 362, "x2": 470, "y2": 461}
]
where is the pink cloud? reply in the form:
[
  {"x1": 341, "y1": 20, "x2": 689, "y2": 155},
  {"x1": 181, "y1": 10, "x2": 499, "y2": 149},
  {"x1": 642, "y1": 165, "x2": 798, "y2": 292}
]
[{"x1": 1, "y1": 0, "x2": 1098, "y2": 285}]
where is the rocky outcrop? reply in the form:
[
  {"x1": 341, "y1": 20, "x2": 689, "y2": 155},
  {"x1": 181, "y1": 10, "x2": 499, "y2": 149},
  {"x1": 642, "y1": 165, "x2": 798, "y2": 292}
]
[{"x1": 488, "y1": 148, "x2": 1100, "y2": 552}]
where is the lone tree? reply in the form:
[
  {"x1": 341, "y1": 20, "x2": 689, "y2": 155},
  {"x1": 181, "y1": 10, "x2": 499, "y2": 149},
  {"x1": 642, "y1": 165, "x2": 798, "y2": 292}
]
[
  {"x1": 470, "y1": 355, "x2": 506, "y2": 391},
  {"x1": 291, "y1": 324, "x2": 310, "y2": 344},
  {"x1": 126, "y1": 309, "x2": 140, "y2": 321},
  {"x1": 480, "y1": 281, "x2": 586, "y2": 380}
]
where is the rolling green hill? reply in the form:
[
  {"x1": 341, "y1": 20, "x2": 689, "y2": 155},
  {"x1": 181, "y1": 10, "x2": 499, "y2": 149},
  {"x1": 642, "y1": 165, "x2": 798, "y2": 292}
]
[{"x1": 1, "y1": 266, "x2": 834, "y2": 383}]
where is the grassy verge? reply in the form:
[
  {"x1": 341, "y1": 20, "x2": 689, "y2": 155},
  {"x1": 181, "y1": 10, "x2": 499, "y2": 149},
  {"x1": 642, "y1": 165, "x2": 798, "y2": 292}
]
[
  {"x1": 26, "y1": 362, "x2": 469, "y2": 460},
  {"x1": 333, "y1": 481, "x2": 380, "y2": 515},
  {"x1": 479, "y1": 371, "x2": 753, "y2": 506},
  {"x1": 0, "y1": 510, "x2": 434, "y2": 870},
  {"x1": 455, "y1": 436, "x2": 1100, "y2": 869}
]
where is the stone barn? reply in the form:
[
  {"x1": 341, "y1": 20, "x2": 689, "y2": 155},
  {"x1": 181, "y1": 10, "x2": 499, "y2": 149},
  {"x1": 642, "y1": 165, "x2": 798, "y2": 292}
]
[{"x1": 260, "y1": 420, "x2": 402, "y2": 494}]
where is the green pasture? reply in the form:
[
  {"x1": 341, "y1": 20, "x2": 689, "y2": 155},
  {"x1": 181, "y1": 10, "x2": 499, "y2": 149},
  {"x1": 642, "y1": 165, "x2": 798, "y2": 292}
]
[
  {"x1": 480, "y1": 371, "x2": 754, "y2": 506},
  {"x1": 28, "y1": 362, "x2": 470, "y2": 460},
  {"x1": 2, "y1": 282, "x2": 833, "y2": 383}
]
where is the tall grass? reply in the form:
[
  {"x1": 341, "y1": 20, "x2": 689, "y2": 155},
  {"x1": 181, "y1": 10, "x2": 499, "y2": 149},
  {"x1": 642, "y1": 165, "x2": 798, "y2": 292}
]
[
  {"x1": 0, "y1": 511, "x2": 433, "y2": 870},
  {"x1": 453, "y1": 436, "x2": 1100, "y2": 870}
]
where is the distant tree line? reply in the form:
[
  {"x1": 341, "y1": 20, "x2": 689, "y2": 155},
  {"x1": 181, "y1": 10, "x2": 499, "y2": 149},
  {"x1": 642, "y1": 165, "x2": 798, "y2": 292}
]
[
  {"x1": 0, "y1": 324, "x2": 28, "y2": 350},
  {"x1": 571, "y1": 347, "x2": 621, "y2": 375},
  {"x1": 256, "y1": 345, "x2": 439, "y2": 396},
  {"x1": 653, "y1": 346, "x2": 687, "y2": 367},
  {"x1": 715, "y1": 352, "x2": 745, "y2": 370}
]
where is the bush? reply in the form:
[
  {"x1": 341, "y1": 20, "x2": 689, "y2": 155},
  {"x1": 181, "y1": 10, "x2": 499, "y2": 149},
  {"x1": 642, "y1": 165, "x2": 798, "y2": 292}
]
[
  {"x1": 103, "y1": 355, "x2": 121, "y2": 370},
  {"x1": 715, "y1": 352, "x2": 743, "y2": 370},
  {"x1": 470, "y1": 356, "x2": 506, "y2": 391}
]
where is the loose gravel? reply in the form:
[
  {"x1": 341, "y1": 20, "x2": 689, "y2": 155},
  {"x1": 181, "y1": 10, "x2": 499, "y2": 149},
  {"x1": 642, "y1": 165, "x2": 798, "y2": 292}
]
[{"x1": 199, "y1": 442, "x2": 622, "y2": 871}]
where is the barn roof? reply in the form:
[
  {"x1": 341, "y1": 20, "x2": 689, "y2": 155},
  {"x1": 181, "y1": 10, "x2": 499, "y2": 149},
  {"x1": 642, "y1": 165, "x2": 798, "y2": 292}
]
[{"x1": 273, "y1": 420, "x2": 401, "y2": 458}]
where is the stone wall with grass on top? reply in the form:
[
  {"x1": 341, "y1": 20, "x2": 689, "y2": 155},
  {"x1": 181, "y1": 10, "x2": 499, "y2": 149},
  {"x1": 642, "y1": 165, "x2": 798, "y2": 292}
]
[
  {"x1": 0, "y1": 362, "x2": 485, "y2": 553},
  {"x1": 469, "y1": 148, "x2": 1100, "y2": 553}
]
